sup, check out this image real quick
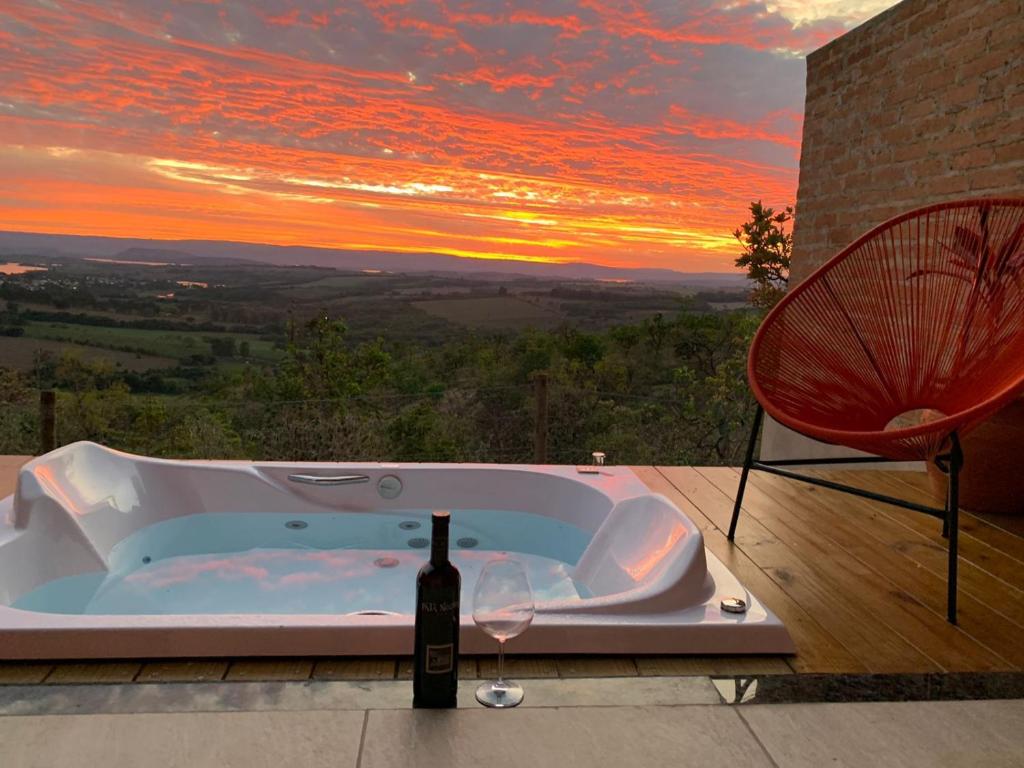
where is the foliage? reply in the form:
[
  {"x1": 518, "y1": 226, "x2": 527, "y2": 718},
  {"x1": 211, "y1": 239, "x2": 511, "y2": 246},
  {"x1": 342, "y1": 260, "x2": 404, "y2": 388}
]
[
  {"x1": 734, "y1": 201, "x2": 793, "y2": 309},
  {"x1": 0, "y1": 307, "x2": 760, "y2": 466}
]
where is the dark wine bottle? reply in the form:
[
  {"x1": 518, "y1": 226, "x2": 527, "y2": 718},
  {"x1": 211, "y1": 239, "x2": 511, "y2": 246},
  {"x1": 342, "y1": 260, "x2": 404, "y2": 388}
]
[{"x1": 413, "y1": 510, "x2": 461, "y2": 708}]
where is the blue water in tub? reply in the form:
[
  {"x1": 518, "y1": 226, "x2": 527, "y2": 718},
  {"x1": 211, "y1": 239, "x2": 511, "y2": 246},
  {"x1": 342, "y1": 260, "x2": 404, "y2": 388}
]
[{"x1": 12, "y1": 509, "x2": 591, "y2": 615}]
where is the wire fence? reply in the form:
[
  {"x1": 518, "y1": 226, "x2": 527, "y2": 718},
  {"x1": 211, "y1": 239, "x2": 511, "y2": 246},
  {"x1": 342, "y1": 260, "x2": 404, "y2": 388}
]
[{"x1": 0, "y1": 378, "x2": 756, "y2": 467}]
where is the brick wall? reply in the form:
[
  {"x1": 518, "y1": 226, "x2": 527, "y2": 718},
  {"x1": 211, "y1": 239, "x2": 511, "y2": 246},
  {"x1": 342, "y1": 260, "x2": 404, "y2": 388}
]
[{"x1": 790, "y1": 0, "x2": 1024, "y2": 284}]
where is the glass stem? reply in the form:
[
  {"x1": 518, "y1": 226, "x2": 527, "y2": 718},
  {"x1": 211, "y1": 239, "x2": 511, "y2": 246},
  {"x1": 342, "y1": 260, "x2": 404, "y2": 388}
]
[{"x1": 497, "y1": 639, "x2": 505, "y2": 684}]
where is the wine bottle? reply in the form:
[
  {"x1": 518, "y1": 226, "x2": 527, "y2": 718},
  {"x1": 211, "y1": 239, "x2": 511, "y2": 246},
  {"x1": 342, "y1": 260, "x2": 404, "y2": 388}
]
[{"x1": 413, "y1": 510, "x2": 461, "y2": 708}]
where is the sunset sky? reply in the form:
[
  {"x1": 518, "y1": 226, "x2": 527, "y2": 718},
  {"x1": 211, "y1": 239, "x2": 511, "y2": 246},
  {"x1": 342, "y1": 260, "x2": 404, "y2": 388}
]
[{"x1": 0, "y1": 1, "x2": 896, "y2": 271}]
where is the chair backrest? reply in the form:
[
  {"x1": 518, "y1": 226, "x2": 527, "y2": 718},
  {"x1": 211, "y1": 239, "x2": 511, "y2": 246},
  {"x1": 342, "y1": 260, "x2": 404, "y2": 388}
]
[{"x1": 750, "y1": 199, "x2": 1024, "y2": 442}]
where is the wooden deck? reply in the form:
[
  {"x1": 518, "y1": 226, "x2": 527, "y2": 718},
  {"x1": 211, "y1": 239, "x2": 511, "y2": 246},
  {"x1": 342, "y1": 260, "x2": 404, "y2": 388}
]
[
  {"x1": 637, "y1": 466, "x2": 1024, "y2": 674},
  {"x1": 2, "y1": 456, "x2": 1024, "y2": 679}
]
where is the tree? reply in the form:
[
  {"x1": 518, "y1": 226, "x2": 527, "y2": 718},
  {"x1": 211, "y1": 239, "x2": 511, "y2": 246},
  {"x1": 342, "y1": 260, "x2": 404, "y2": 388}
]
[{"x1": 734, "y1": 201, "x2": 793, "y2": 309}]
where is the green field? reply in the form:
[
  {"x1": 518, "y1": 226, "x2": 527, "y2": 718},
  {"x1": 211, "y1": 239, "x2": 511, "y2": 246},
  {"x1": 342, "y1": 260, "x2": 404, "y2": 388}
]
[
  {"x1": 0, "y1": 336, "x2": 178, "y2": 371},
  {"x1": 22, "y1": 322, "x2": 283, "y2": 362},
  {"x1": 412, "y1": 296, "x2": 563, "y2": 329}
]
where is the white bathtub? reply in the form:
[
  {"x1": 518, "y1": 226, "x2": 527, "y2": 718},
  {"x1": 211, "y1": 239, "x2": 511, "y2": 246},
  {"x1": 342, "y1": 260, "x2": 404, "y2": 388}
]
[{"x1": 0, "y1": 442, "x2": 793, "y2": 658}]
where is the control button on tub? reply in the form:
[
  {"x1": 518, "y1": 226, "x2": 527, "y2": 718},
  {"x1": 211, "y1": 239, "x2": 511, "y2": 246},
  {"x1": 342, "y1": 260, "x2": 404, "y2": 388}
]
[{"x1": 378, "y1": 474, "x2": 403, "y2": 499}]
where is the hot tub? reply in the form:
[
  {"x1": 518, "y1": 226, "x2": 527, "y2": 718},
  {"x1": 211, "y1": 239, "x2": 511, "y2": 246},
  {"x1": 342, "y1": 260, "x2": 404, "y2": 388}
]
[{"x1": 0, "y1": 442, "x2": 793, "y2": 658}]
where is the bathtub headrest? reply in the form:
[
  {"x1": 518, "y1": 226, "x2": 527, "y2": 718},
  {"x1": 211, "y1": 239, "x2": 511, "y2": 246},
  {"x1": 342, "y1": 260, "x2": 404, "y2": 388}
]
[{"x1": 572, "y1": 494, "x2": 698, "y2": 599}]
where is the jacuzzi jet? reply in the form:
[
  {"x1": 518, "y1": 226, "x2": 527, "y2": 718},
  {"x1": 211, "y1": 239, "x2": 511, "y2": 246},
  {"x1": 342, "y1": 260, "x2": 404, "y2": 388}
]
[
  {"x1": 346, "y1": 610, "x2": 401, "y2": 616},
  {"x1": 457, "y1": 537, "x2": 479, "y2": 549},
  {"x1": 142, "y1": 556, "x2": 151, "y2": 564},
  {"x1": 374, "y1": 557, "x2": 400, "y2": 569},
  {"x1": 399, "y1": 521, "x2": 421, "y2": 530},
  {"x1": 285, "y1": 520, "x2": 308, "y2": 530},
  {"x1": 407, "y1": 537, "x2": 429, "y2": 549}
]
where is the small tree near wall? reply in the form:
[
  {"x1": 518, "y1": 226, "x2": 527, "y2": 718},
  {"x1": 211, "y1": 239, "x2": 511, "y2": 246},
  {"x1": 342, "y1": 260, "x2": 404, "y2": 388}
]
[{"x1": 734, "y1": 201, "x2": 793, "y2": 310}]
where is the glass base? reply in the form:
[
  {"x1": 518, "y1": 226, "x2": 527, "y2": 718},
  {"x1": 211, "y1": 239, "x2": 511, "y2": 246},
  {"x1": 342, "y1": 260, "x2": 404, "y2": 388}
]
[{"x1": 475, "y1": 679, "x2": 525, "y2": 708}]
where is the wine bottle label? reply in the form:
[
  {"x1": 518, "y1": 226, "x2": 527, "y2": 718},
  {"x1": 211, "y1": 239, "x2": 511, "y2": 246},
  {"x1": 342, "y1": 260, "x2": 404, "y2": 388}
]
[
  {"x1": 420, "y1": 600, "x2": 458, "y2": 613},
  {"x1": 425, "y1": 643, "x2": 454, "y2": 674}
]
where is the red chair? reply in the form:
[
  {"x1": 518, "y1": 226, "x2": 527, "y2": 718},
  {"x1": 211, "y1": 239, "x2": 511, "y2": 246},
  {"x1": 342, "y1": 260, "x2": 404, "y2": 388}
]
[{"x1": 729, "y1": 198, "x2": 1024, "y2": 624}]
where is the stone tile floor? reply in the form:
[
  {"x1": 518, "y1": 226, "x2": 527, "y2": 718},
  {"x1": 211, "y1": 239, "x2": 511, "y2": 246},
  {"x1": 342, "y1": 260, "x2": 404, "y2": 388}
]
[
  {"x1": 0, "y1": 676, "x2": 1021, "y2": 767},
  {"x1": 0, "y1": 655, "x2": 793, "y2": 684}
]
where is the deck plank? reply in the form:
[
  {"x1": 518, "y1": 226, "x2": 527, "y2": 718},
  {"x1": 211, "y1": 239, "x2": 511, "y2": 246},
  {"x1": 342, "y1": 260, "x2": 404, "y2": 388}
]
[
  {"x1": 0, "y1": 455, "x2": 30, "y2": 500},
  {"x1": 312, "y1": 658, "x2": 397, "y2": 681},
  {"x1": 555, "y1": 657, "x2": 638, "y2": 677},
  {"x1": 137, "y1": 661, "x2": 229, "y2": 682},
  {"x1": 635, "y1": 655, "x2": 792, "y2": 676},
  {"x1": 843, "y1": 470, "x2": 1024, "y2": 565},
  {"x1": 802, "y1": 471, "x2": 1024, "y2": 620},
  {"x1": 740, "y1": 469, "x2": 1024, "y2": 667},
  {"x1": 46, "y1": 662, "x2": 141, "y2": 684},
  {"x1": 224, "y1": 659, "x2": 314, "y2": 682},
  {"x1": 699, "y1": 467, "x2": 1013, "y2": 672},
  {"x1": 888, "y1": 471, "x2": 1024, "y2": 537},
  {"x1": 478, "y1": 656, "x2": 559, "y2": 679},
  {"x1": 655, "y1": 466, "x2": 940, "y2": 674},
  {"x1": 638, "y1": 467, "x2": 868, "y2": 674}
]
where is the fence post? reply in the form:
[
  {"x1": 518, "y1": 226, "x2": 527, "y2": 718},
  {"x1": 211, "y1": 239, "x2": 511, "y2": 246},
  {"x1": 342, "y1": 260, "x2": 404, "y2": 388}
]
[
  {"x1": 39, "y1": 390, "x2": 56, "y2": 455},
  {"x1": 533, "y1": 373, "x2": 549, "y2": 464}
]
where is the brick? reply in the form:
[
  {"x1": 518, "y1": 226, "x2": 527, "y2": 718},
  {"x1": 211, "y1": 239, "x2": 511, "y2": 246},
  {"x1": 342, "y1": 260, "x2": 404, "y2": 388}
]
[
  {"x1": 929, "y1": 129, "x2": 977, "y2": 153},
  {"x1": 993, "y1": 142, "x2": 1024, "y2": 164},
  {"x1": 869, "y1": 166, "x2": 909, "y2": 187},
  {"x1": 955, "y1": 99, "x2": 1007, "y2": 130},
  {"x1": 973, "y1": 121, "x2": 1019, "y2": 147},
  {"x1": 950, "y1": 147, "x2": 996, "y2": 171},
  {"x1": 959, "y1": 50, "x2": 1013, "y2": 80},
  {"x1": 969, "y1": 166, "x2": 1022, "y2": 191},
  {"x1": 928, "y1": 23, "x2": 965, "y2": 49},
  {"x1": 795, "y1": 0, "x2": 1018, "y2": 280},
  {"x1": 945, "y1": 31, "x2": 990, "y2": 66},
  {"x1": 902, "y1": 98, "x2": 937, "y2": 121},
  {"x1": 919, "y1": 67, "x2": 957, "y2": 93},
  {"x1": 928, "y1": 174, "x2": 972, "y2": 195},
  {"x1": 968, "y1": 0, "x2": 1021, "y2": 29},
  {"x1": 892, "y1": 142, "x2": 931, "y2": 163},
  {"x1": 942, "y1": 81, "x2": 982, "y2": 108},
  {"x1": 907, "y1": 4, "x2": 948, "y2": 36},
  {"x1": 988, "y1": 20, "x2": 1024, "y2": 48}
]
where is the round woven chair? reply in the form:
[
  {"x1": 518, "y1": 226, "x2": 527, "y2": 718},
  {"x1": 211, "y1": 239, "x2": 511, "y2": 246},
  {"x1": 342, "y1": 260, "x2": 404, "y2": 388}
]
[{"x1": 728, "y1": 198, "x2": 1024, "y2": 624}]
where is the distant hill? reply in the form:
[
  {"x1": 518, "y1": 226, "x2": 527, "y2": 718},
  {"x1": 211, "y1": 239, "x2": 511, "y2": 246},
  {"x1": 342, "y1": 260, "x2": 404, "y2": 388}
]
[
  {"x1": 110, "y1": 246, "x2": 254, "y2": 266},
  {"x1": 0, "y1": 230, "x2": 746, "y2": 287}
]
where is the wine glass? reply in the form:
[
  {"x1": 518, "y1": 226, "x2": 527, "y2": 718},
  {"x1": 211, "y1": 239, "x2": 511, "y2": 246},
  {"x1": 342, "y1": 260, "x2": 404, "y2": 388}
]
[{"x1": 472, "y1": 558, "x2": 535, "y2": 708}]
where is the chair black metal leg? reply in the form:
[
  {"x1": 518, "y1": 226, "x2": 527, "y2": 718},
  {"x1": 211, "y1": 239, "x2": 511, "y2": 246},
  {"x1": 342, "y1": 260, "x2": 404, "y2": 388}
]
[
  {"x1": 728, "y1": 404, "x2": 763, "y2": 541},
  {"x1": 946, "y1": 433, "x2": 962, "y2": 625},
  {"x1": 941, "y1": 465, "x2": 950, "y2": 537}
]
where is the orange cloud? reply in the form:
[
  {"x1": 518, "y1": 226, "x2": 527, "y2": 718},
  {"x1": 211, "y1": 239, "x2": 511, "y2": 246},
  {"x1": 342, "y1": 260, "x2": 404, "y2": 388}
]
[{"x1": 0, "y1": 1, "x2": 884, "y2": 271}]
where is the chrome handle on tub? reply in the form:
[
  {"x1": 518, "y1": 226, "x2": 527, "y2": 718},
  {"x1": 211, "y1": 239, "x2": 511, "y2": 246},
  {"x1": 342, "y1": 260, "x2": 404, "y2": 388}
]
[{"x1": 287, "y1": 473, "x2": 370, "y2": 486}]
